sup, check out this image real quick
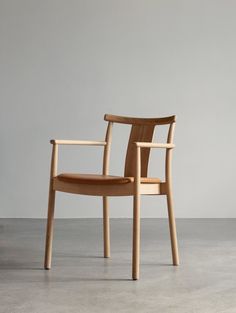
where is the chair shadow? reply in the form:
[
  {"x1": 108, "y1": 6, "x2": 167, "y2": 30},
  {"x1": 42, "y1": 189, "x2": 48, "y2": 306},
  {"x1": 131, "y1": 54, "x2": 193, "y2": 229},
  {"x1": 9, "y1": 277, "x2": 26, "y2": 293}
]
[
  {"x1": 42, "y1": 274, "x2": 133, "y2": 282},
  {"x1": 0, "y1": 254, "x2": 105, "y2": 270},
  {"x1": 56, "y1": 254, "x2": 104, "y2": 259},
  {"x1": 0, "y1": 264, "x2": 44, "y2": 270},
  {"x1": 44, "y1": 277, "x2": 132, "y2": 282},
  {"x1": 0, "y1": 254, "x2": 173, "y2": 282}
]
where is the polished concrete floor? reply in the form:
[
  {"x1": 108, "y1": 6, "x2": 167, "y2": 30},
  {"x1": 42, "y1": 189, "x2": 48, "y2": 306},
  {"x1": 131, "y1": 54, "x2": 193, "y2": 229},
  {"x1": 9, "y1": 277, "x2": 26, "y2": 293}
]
[{"x1": 0, "y1": 218, "x2": 236, "y2": 313}]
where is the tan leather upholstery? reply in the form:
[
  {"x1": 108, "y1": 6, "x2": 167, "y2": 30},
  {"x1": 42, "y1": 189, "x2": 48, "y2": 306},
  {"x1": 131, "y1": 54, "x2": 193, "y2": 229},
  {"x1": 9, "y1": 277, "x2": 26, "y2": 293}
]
[{"x1": 56, "y1": 173, "x2": 161, "y2": 185}]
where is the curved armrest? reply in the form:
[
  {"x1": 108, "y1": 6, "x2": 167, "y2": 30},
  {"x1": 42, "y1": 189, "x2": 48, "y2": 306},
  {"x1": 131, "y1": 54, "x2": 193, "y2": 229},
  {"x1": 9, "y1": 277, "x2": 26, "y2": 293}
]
[
  {"x1": 133, "y1": 142, "x2": 175, "y2": 185},
  {"x1": 50, "y1": 139, "x2": 107, "y2": 146},
  {"x1": 48, "y1": 140, "x2": 106, "y2": 178},
  {"x1": 134, "y1": 142, "x2": 175, "y2": 149}
]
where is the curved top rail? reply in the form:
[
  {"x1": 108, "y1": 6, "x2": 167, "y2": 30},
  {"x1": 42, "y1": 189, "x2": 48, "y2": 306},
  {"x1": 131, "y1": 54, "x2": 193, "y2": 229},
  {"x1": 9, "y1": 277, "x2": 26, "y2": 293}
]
[{"x1": 104, "y1": 114, "x2": 176, "y2": 125}]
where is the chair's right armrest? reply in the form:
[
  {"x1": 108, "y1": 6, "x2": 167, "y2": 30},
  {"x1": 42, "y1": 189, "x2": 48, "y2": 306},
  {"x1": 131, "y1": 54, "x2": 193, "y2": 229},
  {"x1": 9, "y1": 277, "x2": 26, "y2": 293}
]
[{"x1": 134, "y1": 142, "x2": 175, "y2": 149}]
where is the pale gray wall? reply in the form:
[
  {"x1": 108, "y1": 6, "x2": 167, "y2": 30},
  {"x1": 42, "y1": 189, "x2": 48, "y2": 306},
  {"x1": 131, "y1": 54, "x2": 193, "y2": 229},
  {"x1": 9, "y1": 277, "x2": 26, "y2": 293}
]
[{"x1": 1, "y1": 0, "x2": 236, "y2": 218}]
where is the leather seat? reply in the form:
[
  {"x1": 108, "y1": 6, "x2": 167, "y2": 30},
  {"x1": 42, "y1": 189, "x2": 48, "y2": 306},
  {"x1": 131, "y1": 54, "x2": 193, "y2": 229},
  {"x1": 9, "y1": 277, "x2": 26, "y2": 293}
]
[{"x1": 56, "y1": 173, "x2": 161, "y2": 185}]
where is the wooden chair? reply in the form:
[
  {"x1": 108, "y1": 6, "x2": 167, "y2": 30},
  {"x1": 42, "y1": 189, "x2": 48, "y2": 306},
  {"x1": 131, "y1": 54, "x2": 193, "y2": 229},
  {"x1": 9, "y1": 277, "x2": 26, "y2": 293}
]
[{"x1": 44, "y1": 114, "x2": 179, "y2": 280}]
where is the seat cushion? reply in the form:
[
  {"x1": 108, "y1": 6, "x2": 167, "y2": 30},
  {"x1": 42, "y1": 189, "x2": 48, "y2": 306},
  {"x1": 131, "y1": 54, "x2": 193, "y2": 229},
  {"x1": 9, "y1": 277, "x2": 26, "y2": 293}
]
[
  {"x1": 56, "y1": 173, "x2": 161, "y2": 185},
  {"x1": 56, "y1": 173, "x2": 133, "y2": 185}
]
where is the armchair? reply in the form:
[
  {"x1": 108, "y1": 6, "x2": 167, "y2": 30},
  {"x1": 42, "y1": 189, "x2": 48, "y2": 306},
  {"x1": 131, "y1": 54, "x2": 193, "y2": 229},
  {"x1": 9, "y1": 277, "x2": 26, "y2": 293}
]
[{"x1": 44, "y1": 114, "x2": 179, "y2": 280}]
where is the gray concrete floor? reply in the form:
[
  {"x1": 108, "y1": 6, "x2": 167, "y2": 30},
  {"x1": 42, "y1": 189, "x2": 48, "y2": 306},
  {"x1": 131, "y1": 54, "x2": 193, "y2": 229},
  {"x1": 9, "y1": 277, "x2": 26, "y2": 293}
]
[{"x1": 0, "y1": 218, "x2": 236, "y2": 313}]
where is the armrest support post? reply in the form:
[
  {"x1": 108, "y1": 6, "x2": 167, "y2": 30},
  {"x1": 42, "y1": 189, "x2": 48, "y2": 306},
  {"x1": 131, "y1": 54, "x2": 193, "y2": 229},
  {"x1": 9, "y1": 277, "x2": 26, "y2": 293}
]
[
  {"x1": 103, "y1": 122, "x2": 113, "y2": 175},
  {"x1": 50, "y1": 144, "x2": 58, "y2": 179},
  {"x1": 135, "y1": 146, "x2": 141, "y2": 187}
]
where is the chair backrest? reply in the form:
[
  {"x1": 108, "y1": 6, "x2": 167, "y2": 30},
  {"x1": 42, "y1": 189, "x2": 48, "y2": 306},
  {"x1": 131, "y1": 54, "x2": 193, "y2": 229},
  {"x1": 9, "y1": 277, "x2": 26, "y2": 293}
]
[{"x1": 104, "y1": 114, "x2": 176, "y2": 178}]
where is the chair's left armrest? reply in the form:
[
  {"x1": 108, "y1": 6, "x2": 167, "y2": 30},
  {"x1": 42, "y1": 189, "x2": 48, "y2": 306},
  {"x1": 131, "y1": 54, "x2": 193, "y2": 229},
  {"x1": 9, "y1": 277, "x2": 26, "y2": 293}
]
[
  {"x1": 134, "y1": 142, "x2": 175, "y2": 149},
  {"x1": 50, "y1": 139, "x2": 107, "y2": 146}
]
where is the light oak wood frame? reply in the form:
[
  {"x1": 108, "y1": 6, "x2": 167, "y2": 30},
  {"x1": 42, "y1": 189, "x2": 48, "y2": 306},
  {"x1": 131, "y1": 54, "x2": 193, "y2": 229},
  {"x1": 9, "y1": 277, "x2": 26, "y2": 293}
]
[{"x1": 44, "y1": 114, "x2": 179, "y2": 280}]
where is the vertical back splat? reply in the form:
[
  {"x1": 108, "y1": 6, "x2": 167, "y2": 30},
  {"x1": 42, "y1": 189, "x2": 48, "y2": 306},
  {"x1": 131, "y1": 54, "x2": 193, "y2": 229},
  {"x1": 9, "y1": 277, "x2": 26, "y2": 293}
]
[{"x1": 124, "y1": 125, "x2": 155, "y2": 177}]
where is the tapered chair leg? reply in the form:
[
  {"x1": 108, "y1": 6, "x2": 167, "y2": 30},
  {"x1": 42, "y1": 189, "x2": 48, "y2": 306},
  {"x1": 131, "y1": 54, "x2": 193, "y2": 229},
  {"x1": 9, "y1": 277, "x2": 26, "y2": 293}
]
[
  {"x1": 132, "y1": 194, "x2": 140, "y2": 280},
  {"x1": 103, "y1": 196, "x2": 110, "y2": 258},
  {"x1": 166, "y1": 191, "x2": 179, "y2": 265},
  {"x1": 44, "y1": 188, "x2": 56, "y2": 269}
]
